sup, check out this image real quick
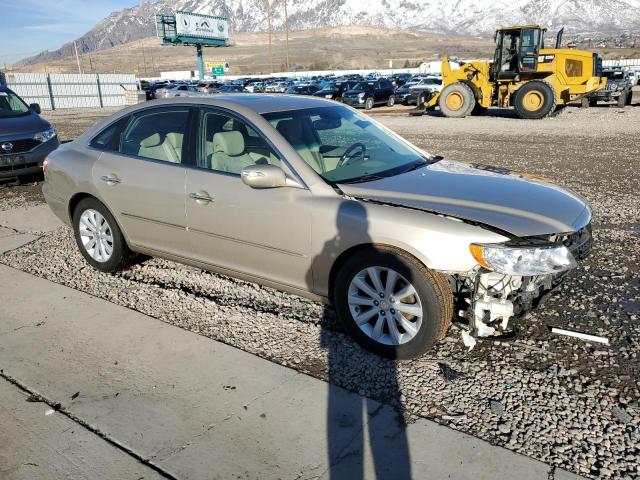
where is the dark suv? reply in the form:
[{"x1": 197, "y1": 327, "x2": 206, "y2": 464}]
[
  {"x1": 585, "y1": 67, "x2": 634, "y2": 107},
  {"x1": 0, "y1": 86, "x2": 59, "y2": 182},
  {"x1": 312, "y1": 80, "x2": 357, "y2": 101},
  {"x1": 341, "y1": 79, "x2": 395, "y2": 110}
]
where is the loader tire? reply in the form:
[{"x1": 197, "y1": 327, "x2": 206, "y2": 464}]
[
  {"x1": 617, "y1": 90, "x2": 628, "y2": 108},
  {"x1": 514, "y1": 80, "x2": 557, "y2": 119},
  {"x1": 439, "y1": 82, "x2": 476, "y2": 118}
]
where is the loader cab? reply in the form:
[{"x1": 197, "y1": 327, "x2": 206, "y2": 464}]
[{"x1": 492, "y1": 26, "x2": 545, "y2": 80}]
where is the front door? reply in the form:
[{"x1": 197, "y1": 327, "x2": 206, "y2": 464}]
[
  {"x1": 185, "y1": 107, "x2": 313, "y2": 291},
  {"x1": 92, "y1": 106, "x2": 191, "y2": 255}
]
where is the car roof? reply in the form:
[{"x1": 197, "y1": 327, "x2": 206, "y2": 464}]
[{"x1": 139, "y1": 94, "x2": 337, "y2": 114}]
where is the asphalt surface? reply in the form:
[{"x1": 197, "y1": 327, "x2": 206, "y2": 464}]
[{"x1": 0, "y1": 104, "x2": 639, "y2": 479}]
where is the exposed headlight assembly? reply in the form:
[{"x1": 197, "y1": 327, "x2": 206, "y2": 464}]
[
  {"x1": 469, "y1": 243, "x2": 576, "y2": 276},
  {"x1": 35, "y1": 127, "x2": 57, "y2": 143}
]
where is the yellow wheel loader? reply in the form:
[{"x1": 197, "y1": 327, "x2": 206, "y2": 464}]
[{"x1": 421, "y1": 25, "x2": 606, "y2": 119}]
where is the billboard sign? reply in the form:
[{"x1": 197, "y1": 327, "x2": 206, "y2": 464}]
[
  {"x1": 176, "y1": 11, "x2": 228, "y2": 40},
  {"x1": 206, "y1": 61, "x2": 225, "y2": 76}
]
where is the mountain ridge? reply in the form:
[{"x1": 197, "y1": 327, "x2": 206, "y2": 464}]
[{"x1": 16, "y1": 0, "x2": 640, "y2": 67}]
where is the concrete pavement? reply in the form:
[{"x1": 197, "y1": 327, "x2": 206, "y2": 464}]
[{"x1": 0, "y1": 262, "x2": 584, "y2": 479}]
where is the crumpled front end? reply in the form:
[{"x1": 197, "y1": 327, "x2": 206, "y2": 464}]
[{"x1": 453, "y1": 223, "x2": 593, "y2": 348}]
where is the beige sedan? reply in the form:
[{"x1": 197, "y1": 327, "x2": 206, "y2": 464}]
[{"x1": 43, "y1": 95, "x2": 592, "y2": 358}]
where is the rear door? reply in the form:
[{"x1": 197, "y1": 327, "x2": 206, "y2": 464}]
[{"x1": 92, "y1": 106, "x2": 191, "y2": 255}]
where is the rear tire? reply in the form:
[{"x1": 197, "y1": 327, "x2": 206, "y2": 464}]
[
  {"x1": 439, "y1": 82, "x2": 476, "y2": 118},
  {"x1": 333, "y1": 247, "x2": 453, "y2": 359},
  {"x1": 72, "y1": 197, "x2": 136, "y2": 273},
  {"x1": 387, "y1": 95, "x2": 395, "y2": 107},
  {"x1": 581, "y1": 97, "x2": 590, "y2": 108},
  {"x1": 513, "y1": 80, "x2": 557, "y2": 119}
]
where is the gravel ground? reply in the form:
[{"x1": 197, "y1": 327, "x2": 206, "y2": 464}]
[{"x1": 1, "y1": 105, "x2": 639, "y2": 479}]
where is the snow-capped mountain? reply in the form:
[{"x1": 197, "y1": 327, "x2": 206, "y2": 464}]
[{"x1": 17, "y1": 0, "x2": 640, "y2": 66}]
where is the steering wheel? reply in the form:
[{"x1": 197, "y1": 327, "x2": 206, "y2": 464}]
[{"x1": 337, "y1": 142, "x2": 367, "y2": 168}]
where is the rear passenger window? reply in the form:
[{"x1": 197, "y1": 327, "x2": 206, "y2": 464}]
[
  {"x1": 90, "y1": 116, "x2": 129, "y2": 151},
  {"x1": 120, "y1": 108, "x2": 189, "y2": 163}
]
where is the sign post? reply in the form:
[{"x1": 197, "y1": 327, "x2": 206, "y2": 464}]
[{"x1": 156, "y1": 11, "x2": 229, "y2": 80}]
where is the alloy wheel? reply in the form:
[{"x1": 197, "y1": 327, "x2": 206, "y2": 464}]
[
  {"x1": 347, "y1": 266, "x2": 423, "y2": 345},
  {"x1": 79, "y1": 209, "x2": 114, "y2": 262}
]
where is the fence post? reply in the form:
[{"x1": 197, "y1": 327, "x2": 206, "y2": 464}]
[
  {"x1": 96, "y1": 74, "x2": 104, "y2": 108},
  {"x1": 46, "y1": 74, "x2": 56, "y2": 111}
]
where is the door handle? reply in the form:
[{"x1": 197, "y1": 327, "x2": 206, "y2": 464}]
[
  {"x1": 100, "y1": 174, "x2": 121, "y2": 185},
  {"x1": 189, "y1": 192, "x2": 214, "y2": 204}
]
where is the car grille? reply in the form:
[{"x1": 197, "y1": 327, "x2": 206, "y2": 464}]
[
  {"x1": 0, "y1": 138, "x2": 41, "y2": 155},
  {"x1": 0, "y1": 161, "x2": 40, "y2": 173},
  {"x1": 605, "y1": 82, "x2": 618, "y2": 92}
]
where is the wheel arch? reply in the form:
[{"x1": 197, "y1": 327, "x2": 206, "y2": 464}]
[
  {"x1": 326, "y1": 242, "x2": 437, "y2": 305},
  {"x1": 68, "y1": 192, "x2": 133, "y2": 247}
]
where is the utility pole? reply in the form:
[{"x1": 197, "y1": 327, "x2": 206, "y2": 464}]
[
  {"x1": 263, "y1": 0, "x2": 273, "y2": 73},
  {"x1": 284, "y1": 0, "x2": 290, "y2": 71},
  {"x1": 73, "y1": 41, "x2": 83, "y2": 74},
  {"x1": 141, "y1": 39, "x2": 148, "y2": 74}
]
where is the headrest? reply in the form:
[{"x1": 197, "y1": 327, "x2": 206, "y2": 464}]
[
  {"x1": 212, "y1": 131, "x2": 244, "y2": 156},
  {"x1": 140, "y1": 133, "x2": 162, "y2": 148},
  {"x1": 276, "y1": 119, "x2": 303, "y2": 143},
  {"x1": 165, "y1": 132, "x2": 183, "y2": 148}
]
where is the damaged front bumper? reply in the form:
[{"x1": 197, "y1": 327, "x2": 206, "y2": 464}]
[{"x1": 452, "y1": 223, "x2": 593, "y2": 348}]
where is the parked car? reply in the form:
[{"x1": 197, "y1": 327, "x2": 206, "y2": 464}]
[
  {"x1": 42, "y1": 95, "x2": 593, "y2": 359},
  {"x1": 163, "y1": 84, "x2": 204, "y2": 98},
  {"x1": 198, "y1": 82, "x2": 224, "y2": 94},
  {"x1": 265, "y1": 82, "x2": 290, "y2": 93},
  {"x1": 284, "y1": 84, "x2": 320, "y2": 95},
  {"x1": 211, "y1": 84, "x2": 248, "y2": 94},
  {"x1": 341, "y1": 78, "x2": 395, "y2": 110},
  {"x1": 0, "y1": 86, "x2": 60, "y2": 183},
  {"x1": 313, "y1": 81, "x2": 357, "y2": 101},
  {"x1": 393, "y1": 81, "x2": 420, "y2": 105},
  {"x1": 400, "y1": 77, "x2": 443, "y2": 106},
  {"x1": 585, "y1": 67, "x2": 634, "y2": 107}
]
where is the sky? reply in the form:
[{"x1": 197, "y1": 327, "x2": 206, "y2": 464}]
[{"x1": 0, "y1": 0, "x2": 140, "y2": 66}]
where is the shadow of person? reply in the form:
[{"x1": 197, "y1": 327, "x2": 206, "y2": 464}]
[{"x1": 311, "y1": 200, "x2": 412, "y2": 479}]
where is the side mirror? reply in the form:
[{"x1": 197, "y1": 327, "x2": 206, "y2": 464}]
[
  {"x1": 30, "y1": 103, "x2": 41, "y2": 114},
  {"x1": 241, "y1": 164, "x2": 288, "y2": 189}
]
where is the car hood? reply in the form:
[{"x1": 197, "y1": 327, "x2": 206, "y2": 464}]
[
  {"x1": 0, "y1": 112, "x2": 50, "y2": 138},
  {"x1": 338, "y1": 160, "x2": 590, "y2": 237}
]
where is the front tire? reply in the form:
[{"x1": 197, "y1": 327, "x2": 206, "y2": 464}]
[
  {"x1": 364, "y1": 97, "x2": 374, "y2": 110},
  {"x1": 333, "y1": 247, "x2": 453, "y2": 359},
  {"x1": 439, "y1": 82, "x2": 476, "y2": 118},
  {"x1": 513, "y1": 80, "x2": 557, "y2": 119},
  {"x1": 72, "y1": 197, "x2": 135, "y2": 273},
  {"x1": 387, "y1": 95, "x2": 395, "y2": 107}
]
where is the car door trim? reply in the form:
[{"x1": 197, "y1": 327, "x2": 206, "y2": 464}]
[
  {"x1": 188, "y1": 226, "x2": 306, "y2": 258},
  {"x1": 120, "y1": 212, "x2": 187, "y2": 231}
]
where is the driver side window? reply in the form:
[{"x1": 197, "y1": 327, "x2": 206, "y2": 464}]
[{"x1": 198, "y1": 109, "x2": 281, "y2": 175}]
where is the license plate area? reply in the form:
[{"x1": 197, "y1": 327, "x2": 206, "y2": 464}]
[{"x1": 0, "y1": 155, "x2": 25, "y2": 167}]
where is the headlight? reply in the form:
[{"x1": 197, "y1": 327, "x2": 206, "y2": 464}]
[
  {"x1": 325, "y1": 94, "x2": 333, "y2": 98},
  {"x1": 469, "y1": 243, "x2": 576, "y2": 276},
  {"x1": 358, "y1": 92, "x2": 365, "y2": 98},
  {"x1": 35, "y1": 127, "x2": 57, "y2": 143}
]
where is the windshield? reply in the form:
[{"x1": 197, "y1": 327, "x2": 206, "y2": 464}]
[
  {"x1": 0, "y1": 91, "x2": 30, "y2": 118},
  {"x1": 603, "y1": 71, "x2": 623, "y2": 79},
  {"x1": 420, "y1": 78, "x2": 441, "y2": 85},
  {"x1": 353, "y1": 82, "x2": 374, "y2": 91},
  {"x1": 263, "y1": 105, "x2": 433, "y2": 184}
]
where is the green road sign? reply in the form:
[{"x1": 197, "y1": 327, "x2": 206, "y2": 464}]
[{"x1": 212, "y1": 65, "x2": 224, "y2": 76}]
